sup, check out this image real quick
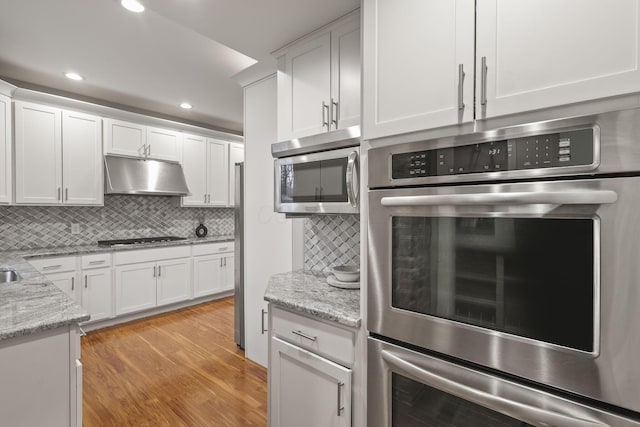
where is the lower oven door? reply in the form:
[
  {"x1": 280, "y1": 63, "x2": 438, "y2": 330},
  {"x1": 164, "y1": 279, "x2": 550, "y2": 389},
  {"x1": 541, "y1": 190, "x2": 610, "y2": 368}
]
[
  {"x1": 368, "y1": 337, "x2": 640, "y2": 427},
  {"x1": 368, "y1": 176, "x2": 640, "y2": 412}
]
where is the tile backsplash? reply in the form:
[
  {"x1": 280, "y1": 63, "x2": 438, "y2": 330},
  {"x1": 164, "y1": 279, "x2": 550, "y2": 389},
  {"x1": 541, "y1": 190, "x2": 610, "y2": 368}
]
[
  {"x1": 304, "y1": 214, "x2": 360, "y2": 273},
  {"x1": 0, "y1": 195, "x2": 234, "y2": 250}
]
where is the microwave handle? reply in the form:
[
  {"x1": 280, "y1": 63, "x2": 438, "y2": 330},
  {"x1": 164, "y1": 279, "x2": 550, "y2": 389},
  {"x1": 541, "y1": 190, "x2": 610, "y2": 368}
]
[
  {"x1": 346, "y1": 151, "x2": 359, "y2": 208},
  {"x1": 381, "y1": 349, "x2": 607, "y2": 427},
  {"x1": 380, "y1": 190, "x2": 618, "y2": 207}
]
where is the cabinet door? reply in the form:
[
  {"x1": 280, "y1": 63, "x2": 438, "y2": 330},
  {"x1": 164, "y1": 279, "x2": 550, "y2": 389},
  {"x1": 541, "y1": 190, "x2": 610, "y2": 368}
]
[
  {"x1": 270, "y1": 337, "x2": 352, "y2": 427},
  {"x1": 114, "y1": 262, "x2": 157, "y2": 315},
  {"x1": 156, "y1": 258, "x2": 191, "y2": 306},
  {"x1": 62, "y1": 111, "x2": 103, "y2": 206},
  {"x1": 146, "y1": 126, "x2": 182, "y2": 162},
  {"x1": 331, "y1": 13, "x2": 361, "y2": 130},
  {"x1": 221, "y1": 254, "x2": 235, "y2": 291},
  {"x1": 47, "y1": 271, "x2": 79, "y2": 304},
  {"x1": 0, "y1": 94, "x2": 11, "y2": 204},
  {"x1": 362, "y1": 0, "x2": 475, "y2": 140},
  {"x1": 103, "y1": 118, "x2": 146, "y2": 157},
  {"x1": 192, "y1": 254, "x2": 223, "y2": 298},
  {"x1": 228, "y1": 143, "x2": 244, "y2": 206},
  {"x1": 181, "y1": 134, "x2": 208, "y2": 206},
  {"x1": 14, "y1": 101, "x2": 63, "y2": 204},
  {"x1": 477, "y1": 0, "x2": 640, "y2": 119},
  {"x1": 206, "y1": 139, "x2": 229, "y2": 206},
  {"x1": 278, "y1": 32, "x2": 332, "y2": 141},
  {"x1": 81, "y1": 267, "x2": 112, "y2": 322}
]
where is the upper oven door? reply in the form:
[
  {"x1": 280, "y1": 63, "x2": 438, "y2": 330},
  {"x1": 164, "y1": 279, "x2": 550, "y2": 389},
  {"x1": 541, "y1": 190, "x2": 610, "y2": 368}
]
[
  {"x1": 368, "y1": 176, "x2": 640, "y2": 413},
  {"x1": 368, "y1": 337, "x2": 640, "y2": 427},
  {"x1": 274, "y1": 147, "x2": 359, "y2": 214}
]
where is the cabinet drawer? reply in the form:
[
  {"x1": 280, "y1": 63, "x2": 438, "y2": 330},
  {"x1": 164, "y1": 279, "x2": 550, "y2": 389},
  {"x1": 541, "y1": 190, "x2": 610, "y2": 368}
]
[
  {"x1": 113, "y1": 246, "x2": 190, "y2": 265},
  {"x1": 81, "y1": 253, "x2": 111, "y2": 269},
  {"x1": 29, "y1": 256, "x2": 76, "y2": 273},
  {"x1": 192, "y1": 242, "x2": 234, "y2": 256},
  {"x1": 271, "y1": 306, "x2": 354, "y2": 367}
]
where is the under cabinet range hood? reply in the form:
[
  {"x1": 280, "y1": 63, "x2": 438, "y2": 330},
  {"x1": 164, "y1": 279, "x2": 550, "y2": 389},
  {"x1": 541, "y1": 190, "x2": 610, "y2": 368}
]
[{"x1": 104, "y1": 155, "x2": 191, "y2": 196}]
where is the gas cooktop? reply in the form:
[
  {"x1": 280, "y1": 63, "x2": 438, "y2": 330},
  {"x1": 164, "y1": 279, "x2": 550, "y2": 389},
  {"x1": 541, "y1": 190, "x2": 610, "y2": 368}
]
[{"x1": 97, "y1": 236, "x2": 187, "y2": 246}]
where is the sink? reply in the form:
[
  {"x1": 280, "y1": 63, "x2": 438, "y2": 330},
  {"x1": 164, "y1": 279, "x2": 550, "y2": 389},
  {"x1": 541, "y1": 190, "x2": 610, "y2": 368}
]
[{"x1": 0, "y1": 269, "x2": 21, "y2": 283}]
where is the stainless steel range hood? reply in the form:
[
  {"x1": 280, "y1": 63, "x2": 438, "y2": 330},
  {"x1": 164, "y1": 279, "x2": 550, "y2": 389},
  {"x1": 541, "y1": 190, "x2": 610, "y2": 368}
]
[{"x1": 104, "y1": 155, "x2": 191, "y2": 196}]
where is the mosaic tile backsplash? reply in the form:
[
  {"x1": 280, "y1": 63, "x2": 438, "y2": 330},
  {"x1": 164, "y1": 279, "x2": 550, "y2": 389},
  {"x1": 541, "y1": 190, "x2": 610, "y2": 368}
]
[
  {"x1": 0, "y1": 195, "x2": 234, "y2": 250},
  {"x1": 304, "y1": 214, "x2": 360, "y2": 273}
]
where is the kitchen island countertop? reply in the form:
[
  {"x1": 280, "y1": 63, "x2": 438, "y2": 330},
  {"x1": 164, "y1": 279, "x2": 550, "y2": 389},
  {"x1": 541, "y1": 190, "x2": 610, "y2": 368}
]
[
  {"x1": 0, "y1": 235, "x2": 234, "y2": 341},
  {"x1": 265, "y1": 270, "x2": 361, "y2": 328}
]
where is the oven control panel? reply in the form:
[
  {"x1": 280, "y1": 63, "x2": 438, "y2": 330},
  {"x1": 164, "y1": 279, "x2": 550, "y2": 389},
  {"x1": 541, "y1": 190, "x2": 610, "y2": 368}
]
[{"x1": 392, "y1": 128, "x2": 594, "y2": 179}]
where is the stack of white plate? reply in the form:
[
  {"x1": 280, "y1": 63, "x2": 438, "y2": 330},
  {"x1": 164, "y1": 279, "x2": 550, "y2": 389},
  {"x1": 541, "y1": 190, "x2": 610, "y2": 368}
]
[{"x1": 327, "y1": 265, "x2": 360, "y2": 289}]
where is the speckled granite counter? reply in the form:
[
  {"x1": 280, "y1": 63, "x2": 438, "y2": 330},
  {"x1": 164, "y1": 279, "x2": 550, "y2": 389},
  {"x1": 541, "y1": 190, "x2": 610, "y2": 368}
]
[
  {"x1": 264, "y1": 270, "x2": 361, "y2": 328},
  {"x1": 0, "y1": 235, "x2": 234, "y2": 341}
]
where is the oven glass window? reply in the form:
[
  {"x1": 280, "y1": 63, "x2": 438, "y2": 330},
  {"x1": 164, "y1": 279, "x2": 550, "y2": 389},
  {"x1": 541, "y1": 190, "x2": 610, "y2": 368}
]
[
  {"x1": 392, "y1": 373, "x2": 533, "y2": 426},
  {"x1": 392, "y1": 217, "x2": 594, "y2": 352}
]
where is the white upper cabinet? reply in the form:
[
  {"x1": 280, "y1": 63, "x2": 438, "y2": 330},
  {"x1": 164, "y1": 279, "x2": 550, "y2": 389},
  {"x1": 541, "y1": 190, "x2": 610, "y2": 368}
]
[
  {"x1": 0, "y1": 94, "x2": 11, "y2": 204},
  {"x1": 277, "y1": 10, "x2": 361, "y2": 141},
  {"x1": 146, "y1": 126, "x2": 182, "y2": 162},
  {"x1": 15, "y1": 102, "x2": 102, "y2": 206},
  {"x1": 362, "y1": 0, "x2": 475, "y2": 140},
  {"x1": 207, "y1": 138, "x2": 229, "y2": 206},
  {"x1": 104, "y1": 119, "x2": 182, "y2": 162},
  {"x1": 476, "y1": 0, "x2": 640, "y2": 119},
  {"x1": 103, "y1": 118, "x2": 146, "y2": 157},
  {"x1": 181, "y1": 134, "x2": 208, "y2": 206},
  {"x1": 181, "y1": 136, "x2": 230, "y2": 207},
  {"x1": 62, "y1": 111, "x2": 103, "y2": 206},
  {"x1": 228, "y1": 143, "x2": 244, "y2": 206},
  {"x1": 363, "y1": 0, "x2": 640, "y2": 140},
  {"x1": 14, "y1": 102, "x2": 63, "y2": 204}
]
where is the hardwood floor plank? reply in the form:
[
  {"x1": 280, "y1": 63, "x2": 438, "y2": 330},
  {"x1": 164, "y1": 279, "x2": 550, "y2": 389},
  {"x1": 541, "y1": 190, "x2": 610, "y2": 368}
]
[{"x1": 82, "y1": 297, "x2": 267, "y2": 426}]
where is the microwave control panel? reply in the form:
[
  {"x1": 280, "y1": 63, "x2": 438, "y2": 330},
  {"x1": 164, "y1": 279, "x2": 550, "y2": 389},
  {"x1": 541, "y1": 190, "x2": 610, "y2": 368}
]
[{"x1": 392, "y1": 128, "x2": 594, "y2": 179}]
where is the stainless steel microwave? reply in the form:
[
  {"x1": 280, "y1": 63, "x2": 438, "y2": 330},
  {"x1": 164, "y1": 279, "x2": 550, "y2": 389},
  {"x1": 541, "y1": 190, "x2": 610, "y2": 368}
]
[{"x1": 274, "y1": 146, "x2": 359, "y2": 215}]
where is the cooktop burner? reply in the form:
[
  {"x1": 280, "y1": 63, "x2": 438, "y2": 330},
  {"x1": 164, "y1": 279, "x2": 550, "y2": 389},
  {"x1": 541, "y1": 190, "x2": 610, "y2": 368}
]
[{"x1": 97, "y1": 236, "x2": 187, "y2": 246}]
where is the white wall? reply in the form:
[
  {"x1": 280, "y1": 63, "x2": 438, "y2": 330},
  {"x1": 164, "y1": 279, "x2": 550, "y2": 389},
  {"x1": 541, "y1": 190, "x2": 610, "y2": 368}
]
[{"x1": 243, "y1": 75, "x2": 293, "y2": 367}]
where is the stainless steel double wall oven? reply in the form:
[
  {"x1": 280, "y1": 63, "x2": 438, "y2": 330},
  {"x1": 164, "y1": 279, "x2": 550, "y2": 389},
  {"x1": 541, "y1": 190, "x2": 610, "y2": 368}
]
[{"x1": 367, "y1": 107, "x2": 640, "y2": 426}]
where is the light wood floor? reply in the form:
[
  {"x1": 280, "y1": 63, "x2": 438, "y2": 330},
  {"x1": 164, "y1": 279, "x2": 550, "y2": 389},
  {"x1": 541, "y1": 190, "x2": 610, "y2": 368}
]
[{"x1": 81, "y1": 297, "x2": 268, "y2": 426}]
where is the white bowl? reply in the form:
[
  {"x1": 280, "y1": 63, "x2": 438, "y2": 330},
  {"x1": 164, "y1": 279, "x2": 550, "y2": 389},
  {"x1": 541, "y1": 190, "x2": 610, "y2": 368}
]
[{"x1": 331, "y1": 265, "x2": 360, "y2": 282}]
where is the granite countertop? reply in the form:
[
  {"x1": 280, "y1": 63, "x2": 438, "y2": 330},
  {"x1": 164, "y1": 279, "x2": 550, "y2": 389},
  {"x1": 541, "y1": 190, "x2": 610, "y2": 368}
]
[
  {"x1": 0, "y1": 235, "x2": 234, "y2": 342},
  {"x1": 264, "y1": 270, "x2": 361, "y2": 328}
]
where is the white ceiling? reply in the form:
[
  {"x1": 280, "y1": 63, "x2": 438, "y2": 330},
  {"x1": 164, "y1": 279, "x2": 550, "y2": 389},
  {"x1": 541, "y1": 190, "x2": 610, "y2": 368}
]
[{"x1": 0, "y1": 0, "x2": 359, "y2": 134}]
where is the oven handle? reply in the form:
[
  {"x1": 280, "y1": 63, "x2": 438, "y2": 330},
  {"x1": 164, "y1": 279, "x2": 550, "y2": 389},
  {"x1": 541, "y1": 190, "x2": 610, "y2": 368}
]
[
  {"x1": 381, "y1": 349, "x2": 607, "y2": 427},
  {"x1": 380, "y1": 190, "x2": 618, "y2": 207}
]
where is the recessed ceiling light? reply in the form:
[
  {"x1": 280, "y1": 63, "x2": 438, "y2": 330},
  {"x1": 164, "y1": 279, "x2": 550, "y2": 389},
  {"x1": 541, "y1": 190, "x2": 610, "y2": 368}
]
[
  {"x1": 64, "y1": 72, "x2": 84, "y2": 81},
  {"x1": 121, "y1": 0, "x2": 145, "y2": 13},
  {"x1": 180, "y1": 103, "x2": 193, "y2": 110}
]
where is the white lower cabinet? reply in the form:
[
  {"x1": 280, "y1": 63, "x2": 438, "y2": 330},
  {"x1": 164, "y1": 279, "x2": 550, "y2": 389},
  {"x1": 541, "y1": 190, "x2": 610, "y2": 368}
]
[
  {"x1": 269, "y1": 306, "x2": 354, "y2": 427},
  {"x1": 114, "y1": 262, "x2": 158, "y2": 315},
  {"x1": 0, "y1": 325, "x2": 82, "y2": 427},
  {"x1": 80, "y1": 267, "x2": 112, "y2": 322},
  {"x1": 192, "y1": 242, "x2": 235, "y2": 298},
  {"x1": 156, "y1": 258, "x2": 191, "y2": 306},
  {"x1": 114, "y1": 246, "x2": 192, "y2": 315},
  {"x1": 47, "y1": 270, "x2": 79, "y2": 303}
]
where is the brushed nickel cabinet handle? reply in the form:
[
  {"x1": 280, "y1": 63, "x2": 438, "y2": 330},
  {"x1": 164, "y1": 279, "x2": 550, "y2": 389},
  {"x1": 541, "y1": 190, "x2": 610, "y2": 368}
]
[
  {"x1": 458, "y1": 64, "x2": 465, "y2": 110},
  {"x1": 84, "y1": 275, "x2": 88, "y2": 288},
  {"x1": 291, "y1": 330, "x2": 317, "y2": 342},
  {"x1": 331, "y1": 98, "x2": 338, "y2": 128},
  {"x1": 65, "y1": 188, "x2": 69, "y2": 201},
  {"x1": 261, "y1": 309, "x2": 268, "y2": 334},
  {"x1": 322, "y1": 101, "x2": 329, "y2": 129},
  {"x1": 57, "y1": 187, "x2": 61, "y2": 201},
  {"x1": 71, "y1": 276, "x2": 74, "y2": 291},
  {"x1": 158, "y1": 266, "x2": 161, "y2": 277},
  {"x1": 337, "y1": 382, "x2": 345, "y2": 416},
  {"x1": 153, "y1": 266, "x2": 156, "y2": 277},
  {"x1": 88, "y1": 260, "x2": 105, "y2": 265},
  {"x1": 42, "y1": 264, "x2": 63, "y2": 270},
  {"x1": 481, "y1": 56, "x2": 488, "y2": 106}
]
